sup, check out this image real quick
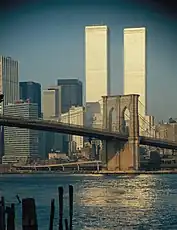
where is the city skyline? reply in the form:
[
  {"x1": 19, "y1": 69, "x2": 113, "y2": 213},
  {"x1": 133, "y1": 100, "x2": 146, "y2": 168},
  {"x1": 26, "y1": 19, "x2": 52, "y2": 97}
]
[
  {"x1": 0, "y1": 3, "x2": 177, "y2": 227},
  {"x1": 0, "y1": 19, "x2": 174, "y2": 124},
  {"x1": 0, "y1": 1, "x2": 177, "y2": 120}
]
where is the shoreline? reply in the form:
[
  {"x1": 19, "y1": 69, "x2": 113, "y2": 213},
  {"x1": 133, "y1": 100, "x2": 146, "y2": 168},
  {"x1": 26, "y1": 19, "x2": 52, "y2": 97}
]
[{"x1": 1, "y1": 170, "x2": 177, "y2": 175}]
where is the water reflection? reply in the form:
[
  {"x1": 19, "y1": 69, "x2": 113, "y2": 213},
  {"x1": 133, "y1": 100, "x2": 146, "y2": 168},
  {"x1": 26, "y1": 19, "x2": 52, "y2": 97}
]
[
  {"x1": 75, "y1": 175, "x2": 161, "y2": 229},
  {"x1": 1, "y1": 174, "x2": 177, "y2": 229},
  {"x1": 78, "y1": 175, "x2": 157, "y2": 208}
]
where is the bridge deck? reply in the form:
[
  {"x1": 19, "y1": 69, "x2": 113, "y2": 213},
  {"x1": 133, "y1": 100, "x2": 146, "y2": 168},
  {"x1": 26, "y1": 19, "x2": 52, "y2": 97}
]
[{"x1": 0, "y1": 116, "x2": 177, "y2": 150}]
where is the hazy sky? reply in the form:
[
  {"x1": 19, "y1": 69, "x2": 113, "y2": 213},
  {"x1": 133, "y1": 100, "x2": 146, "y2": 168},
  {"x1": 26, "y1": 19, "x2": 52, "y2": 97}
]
[{"x1": 0, "y1": 0, "x2": 177, "y2": 121}]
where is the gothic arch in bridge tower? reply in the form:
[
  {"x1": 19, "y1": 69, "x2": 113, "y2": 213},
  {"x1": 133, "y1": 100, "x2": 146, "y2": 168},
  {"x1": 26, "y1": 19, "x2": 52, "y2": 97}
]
[
  {"x1": 102, "y1": 94, "x2": 140, "y2": 137},
  {"x1": 122, "y1": 106, "x2": 130, "y2": 135},
  {"x1": 102, "y1": 94, "x2": 140, "y2": 171}
]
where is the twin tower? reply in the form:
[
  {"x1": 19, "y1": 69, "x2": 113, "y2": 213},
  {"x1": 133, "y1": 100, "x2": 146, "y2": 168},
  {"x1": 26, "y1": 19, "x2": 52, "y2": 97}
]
[{"x1": 85, "y1": 25, "x2": 147, "y2": 123}]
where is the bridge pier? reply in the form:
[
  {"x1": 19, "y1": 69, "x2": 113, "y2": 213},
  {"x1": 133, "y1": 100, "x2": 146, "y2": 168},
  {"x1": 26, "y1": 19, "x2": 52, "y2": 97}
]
[
  {"x1": 77, "y1": 164, "x2": 80, "y2": 171},
  {"x1": 102, "y1": 138, "x2": 139, "y2": 171},
  {"x1": 102, "y1": 94, "x2": 140, "y2": 171}
]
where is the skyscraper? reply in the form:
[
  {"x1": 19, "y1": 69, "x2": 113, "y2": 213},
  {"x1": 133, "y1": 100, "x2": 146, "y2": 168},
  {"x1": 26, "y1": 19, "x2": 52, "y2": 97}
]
[
  {"x1": 123, "y1": 27, "x2": 147, "y2": 117},
  {"x1": 85, "y1": 25, "x2": 110, "y2": 103},
  {"x1": 0, "y1": 56, "x2": 19, "y2": 161},
  {"x1": 57, "y1": 79, "x2": 83, "y2": 113},
  {"x1": 0, "y1": 56, "x2": 19, "y2": 113},
  {"x1": 3, "y1": 102, "x2": 39, "y2": 164},
  {"x1": 20, "y1": 81, "x2": 41, "y2": 117}
]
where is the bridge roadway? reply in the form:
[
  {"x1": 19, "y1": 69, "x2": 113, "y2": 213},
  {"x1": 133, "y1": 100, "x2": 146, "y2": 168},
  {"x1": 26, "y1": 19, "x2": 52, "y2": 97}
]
[
  {"x1": 13, "y1": 160, "x2": 102, "y2": 169},
  {"x1": 0, "y1": 115, "x2": 177, "y2": 150}
]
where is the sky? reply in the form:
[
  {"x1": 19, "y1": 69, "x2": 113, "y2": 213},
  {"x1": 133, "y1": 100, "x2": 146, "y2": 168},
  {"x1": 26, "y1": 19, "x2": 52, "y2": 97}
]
[{"x1": 0, "y1": 0, "x2": 177, "y2": 121}]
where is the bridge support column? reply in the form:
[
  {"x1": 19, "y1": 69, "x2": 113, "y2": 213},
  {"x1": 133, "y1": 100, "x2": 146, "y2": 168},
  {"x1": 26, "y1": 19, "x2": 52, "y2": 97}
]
[
  {"x1": 100, "y1": 140, "x2": 107, "y2": 166},
  {"x1": 103, "y1": 139, "x2": 139, "y2": 171},
  {"x1": 102, "y1": 94, "x2": 140, "y2": 171},
  {"x1": 128, "y1": 137, "x2": 140, "y2": 171},
  {"x1": 77, "y1": 164, "x2": 80, "y2": 171}
]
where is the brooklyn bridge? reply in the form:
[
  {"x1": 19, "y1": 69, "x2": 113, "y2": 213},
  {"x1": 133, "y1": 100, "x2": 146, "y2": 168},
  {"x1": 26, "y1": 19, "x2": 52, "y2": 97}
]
[{"x1": 0, "y1": 94, "x2": 176, "y2": 171}]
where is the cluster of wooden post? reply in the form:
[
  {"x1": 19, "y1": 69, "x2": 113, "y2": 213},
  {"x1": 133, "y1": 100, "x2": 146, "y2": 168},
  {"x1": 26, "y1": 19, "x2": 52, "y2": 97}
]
[{"x1": 0, "y1": 185, "x2": 74, "y2": 230}]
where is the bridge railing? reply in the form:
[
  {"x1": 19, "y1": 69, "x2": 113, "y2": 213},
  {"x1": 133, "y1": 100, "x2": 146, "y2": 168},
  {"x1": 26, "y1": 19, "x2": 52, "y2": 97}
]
[
  {"x1": 1, "y1": 115, "x2": 177, "y2": 145},
  {"x1": 0, "y1": 115, "x2": 124, "y2": 135},
  {"x1": 123, "y1": 113, "x2": 177, "y2": 144},
  {"x1": 140, "y1": 135, "x2": 177, "y2": 145}
]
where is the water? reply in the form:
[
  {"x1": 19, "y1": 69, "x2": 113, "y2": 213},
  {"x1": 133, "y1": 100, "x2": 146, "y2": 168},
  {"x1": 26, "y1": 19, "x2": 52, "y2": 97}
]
[{"x1": 0, "y1": 173, "x2": 177, "y2": 229}]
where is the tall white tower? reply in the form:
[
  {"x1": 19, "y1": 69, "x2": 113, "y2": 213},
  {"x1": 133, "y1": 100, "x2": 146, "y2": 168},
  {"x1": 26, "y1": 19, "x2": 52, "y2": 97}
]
[
  {"x1": 124, "y1": 27, "x2": 147, "y2": 117},
  {"x1": 85, "y1": 25, "x2": 110, "y2": 103}
]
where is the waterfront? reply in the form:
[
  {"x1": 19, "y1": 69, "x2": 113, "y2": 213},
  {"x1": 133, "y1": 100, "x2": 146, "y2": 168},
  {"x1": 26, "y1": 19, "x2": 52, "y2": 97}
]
[{"x1": 1, "y1": 174, "x2": 177, "y2": 229}]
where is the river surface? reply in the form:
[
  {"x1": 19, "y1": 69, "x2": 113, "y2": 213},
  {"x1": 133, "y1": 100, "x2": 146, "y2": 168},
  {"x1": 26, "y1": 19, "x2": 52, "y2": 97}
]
[{"x1": 0, "y1": 173, "x2": 177, "y2": 229}]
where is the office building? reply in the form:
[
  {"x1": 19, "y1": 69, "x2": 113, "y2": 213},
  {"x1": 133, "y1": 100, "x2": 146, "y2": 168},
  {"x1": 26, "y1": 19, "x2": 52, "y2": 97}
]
[
  {"x1": 85, "y1": 102, "x2": 102, "y2": 128},
  {"x1": 0, "y1": 56, "x2": 19, "y2": 161},
  {"x1": 42, "y1": 87, "x2": 61, "y2": 119},
  {"x1": 61, "y1": 106, "x2": 85, "y2": 155},
  {"x1": 42, "y1": 87, "x2": 62, "y2": 158},
  {"x1": 20, "y1": 81, "x2": 41, "y2": 117},
  {"x1": 57, "y1": 79, "x2": 83, "y2": 155},
  {"x1": 85, "y1": 25, "x2": 110, "y2": 103},
  {"x1": 2, "y1": 101, "x2": 39, "y2": 164},
  {"x1": 57, "y1": 79, "x2": 82, "y2": 113},
  {"x1": 20, "y1": 81, "x2": 43, "y2": 157},
  {"x1": 124, "y1": 27, "x2": 147, "y2": 117},
  {"x1": 0, "y1": 56, "x2": 19, "y2": 111}
]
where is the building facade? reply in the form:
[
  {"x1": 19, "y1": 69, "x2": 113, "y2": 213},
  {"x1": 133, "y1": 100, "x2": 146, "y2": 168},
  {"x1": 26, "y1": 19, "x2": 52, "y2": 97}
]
[
  {"x1": 0, "y1": 56, "x2": 19, "y2": 112},
  {"x1": 42, "y1": 87, "x2": 62, "y2": 158},
  {"x1": 124, "y1": 27, "x2": 147, "y2": 117},
  {"x1": 57, "y1": 79, "x2": 83, "y2": 113},
  {"x1": 61, "y1": 106, "x2": 85, "y2": 152},
  {"x1": 20, "y1": 81, "x2": 43, "y2": 158},
  {"x1": 85, "y1": 25, "x2": 110, "y2": 103},
  {"x1": 42, "y1": 81, "x2": 83, "y2": 157},
  {"x1": 0, "y1": 56, "x2": 19, "y2": 161},
  {"x1": 20, "y1": 81, "x2": 41, "y2": 117},
  {"x1": 42, "y1": 87, "x2": 61, "y2": 119},
  {"x1": 2, "y1": 101, "x2": 39, "y2": 164}
]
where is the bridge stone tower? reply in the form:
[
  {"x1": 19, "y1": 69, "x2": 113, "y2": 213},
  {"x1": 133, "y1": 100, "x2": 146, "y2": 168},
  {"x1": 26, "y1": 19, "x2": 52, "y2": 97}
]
[{"x1": 101, "y1": 94, "x2": 140, "y2": 171}]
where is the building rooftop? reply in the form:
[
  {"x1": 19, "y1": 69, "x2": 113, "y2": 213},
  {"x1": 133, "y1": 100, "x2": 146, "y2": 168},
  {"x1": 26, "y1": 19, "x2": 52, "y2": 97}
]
[
  {"x1": 85, "y1": 25, "x2": 108, "y2": 30},
  {"x1": 124, "y1": 27, "x2": 146, "y2": 32}
]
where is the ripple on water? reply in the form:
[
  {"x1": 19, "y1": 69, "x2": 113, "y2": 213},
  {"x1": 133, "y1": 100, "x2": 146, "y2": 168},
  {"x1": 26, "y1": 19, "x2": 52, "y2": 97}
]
[{"x1": 0, "y1": 174, "x2": 177, "y2": 229}]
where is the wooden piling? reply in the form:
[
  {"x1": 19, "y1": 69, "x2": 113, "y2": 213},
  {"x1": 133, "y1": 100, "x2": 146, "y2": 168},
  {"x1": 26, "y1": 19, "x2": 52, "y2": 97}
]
[
  {"x1": 49, "y1": 199, "x2": 55, "y2": 230},
  {"x1": 64, "y1": 219, "x2": 69, "y2": 230},
  {"x1": 0, "y1": 196, "x2": 6, "y2": 230},
  {"x1": 0, "y1": 185, "x2": 75, "y2": 229},
  {"x1": 58, "y1": 187, "x2": 64, "y2": 230},
  {"x1": 6, "y1": 203, "x2": 15, "y2": 230},
  {"x1": 69, "y1": 185, "x2": 73, "y2": 230},
  {"x1": 22, "y1": 198, "x2": 38, "y2": 230}
]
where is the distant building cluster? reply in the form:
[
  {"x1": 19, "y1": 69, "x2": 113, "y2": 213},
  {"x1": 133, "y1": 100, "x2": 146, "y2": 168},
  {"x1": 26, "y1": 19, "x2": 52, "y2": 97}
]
[{"x1": 0, "y1": 24, "x2": 175, "y2": 166}]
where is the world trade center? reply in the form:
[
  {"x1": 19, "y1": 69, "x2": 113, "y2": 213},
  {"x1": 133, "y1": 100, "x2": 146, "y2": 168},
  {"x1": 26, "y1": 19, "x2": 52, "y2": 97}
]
[{"x1": 124, "y1": 27, "x2": 147, "y2": 117}]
